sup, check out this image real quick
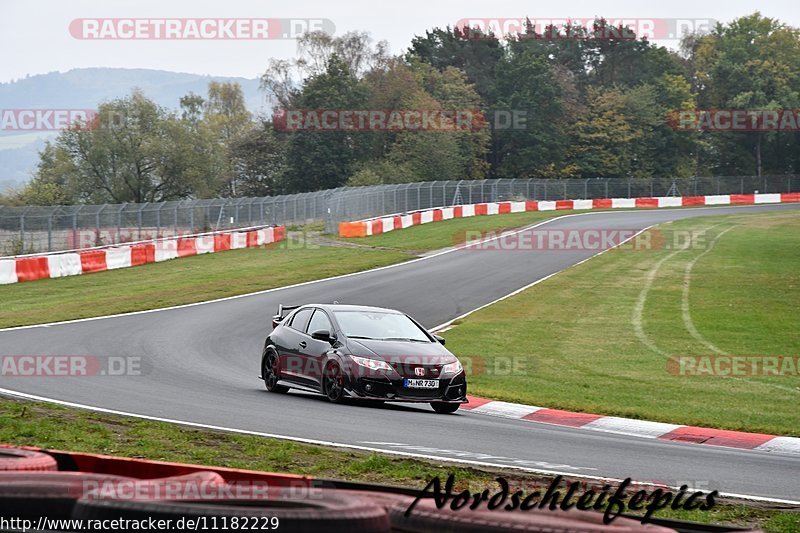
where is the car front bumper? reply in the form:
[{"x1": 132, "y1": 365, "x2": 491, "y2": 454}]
[{"x1": 346, "y1": 373, "x2": 468, "y2": 403}]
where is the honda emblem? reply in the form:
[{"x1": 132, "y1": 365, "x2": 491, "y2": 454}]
[{"x1": 414, "y1": 367, "x2": 425, "y2": 376}]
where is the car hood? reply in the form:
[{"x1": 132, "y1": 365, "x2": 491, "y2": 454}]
[{"x1": 345, "y1": 338, "x2": 456, "y2": 363}]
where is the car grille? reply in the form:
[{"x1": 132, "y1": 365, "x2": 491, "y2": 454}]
[{"x1": 389, "y1": 362, "x2": 442, "y2": 378}]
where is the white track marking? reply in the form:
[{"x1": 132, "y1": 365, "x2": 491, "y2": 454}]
[
  {"x1": 630, "y1": 227, "x2": 716, "y2": 356},
  {"x1": 681, "y1": 227, "x2": 735, "y2": 355},
  {"x1": 678, "y1": 227, "x2": 799, "y2": 395},
  {"x1": 0, "y1": 386, "x2": 797, "y2": 506}
]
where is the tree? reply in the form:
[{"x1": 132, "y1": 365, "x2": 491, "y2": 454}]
[
  {"x1": 282, "y1": 55, "x2": 370, "y2": 192},
  {"x1": 22, "y1": 91, "x2": 212, "y2": 204},
  {"x1": 493, "y1": 43, "x2": 567, "y2": 178},
  {"x1": 690, "y1": 13, "x2": 800, "y2": 175},
  {"x1": 204, "y1": 82, "x2": 252, "y2": 195},
  {"x1": 230, "y1": 122, "x2": 288, "y2": 197}
]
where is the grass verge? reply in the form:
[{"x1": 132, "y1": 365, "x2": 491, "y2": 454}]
[
  {"x1": 442, "y1": 211, "x2": 800, "y2": 436},
  {"x1": 0, "y1": 396, "x2": 796, "y2": 532}
]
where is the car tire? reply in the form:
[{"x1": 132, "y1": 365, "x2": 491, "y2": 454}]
[
  {"x1": 430, "y1": 402, "x2": 460, "y2": 414},
  {"x1": 0, "y1": 472, "x2": 133, "y2": 518},
  {"x1": 72, "y1": 487, "x2": 391, "y2": 533},
  {"x1": 323, "y1": 361, "x2": 346, "y2": 404},
  {"x1": 0, "y1": 447, "x2": 58, "y2": 472},
  {"x1": 262, "y1": 348, "x2": 289, "y2": 393}
]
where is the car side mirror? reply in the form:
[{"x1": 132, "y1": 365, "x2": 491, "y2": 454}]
[
  {"x1": 311, "y1": 329, "x2": 337, "y2": 343},
  {"x1": 433, "y1": 335, "x2": 446, "y2": 345}
]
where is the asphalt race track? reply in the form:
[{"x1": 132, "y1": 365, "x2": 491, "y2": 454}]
[{"x1": 2, "y1": 204, "x2": 799, "y2": 501}]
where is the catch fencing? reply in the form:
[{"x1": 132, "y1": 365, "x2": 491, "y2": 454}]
[{"x1": 1, "y1": 175, "x2": 798, "y2": 255}]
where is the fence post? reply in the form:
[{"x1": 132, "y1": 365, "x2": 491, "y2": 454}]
[
  {"x1": 96, "y1": 205, "x2": 106, "y2": 246},
  {"x1": 584, "y1": 179, "x2": 589, "y2": 199},
  {"x1": 19, "y1": 207, "x2": 31, "y2": 251},
  {"x1": 137, "y1": 204, "x2": 145, "y2": 240},
  {"x1": 118, "y1": 204, "x2": 125, "y2": 244},
  {"x1": 47, "y1": 212, "x2": 52, "y2": 252}
]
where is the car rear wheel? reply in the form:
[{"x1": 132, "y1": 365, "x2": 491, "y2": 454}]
[
  {"x1": 430, "y1": 402, "x2": 459, "y2": 414},
  {"x1": 323, "y1": 362, "x2": 345, "y2": 403},
  {"x1": 262, "y1": 349, "x2": 288, "y2": 393}
]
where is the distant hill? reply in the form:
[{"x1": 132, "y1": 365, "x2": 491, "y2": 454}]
[
  {"x1": 0, "y1": 68, "x2": 270, "y2": 189},
  {"x1": 0, "y1": 68, "x2": 267, "y2": 113}
]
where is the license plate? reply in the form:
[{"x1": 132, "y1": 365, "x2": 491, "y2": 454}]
[{"x1": 404, "y1": 379, "x2": 438, "y2": 389}]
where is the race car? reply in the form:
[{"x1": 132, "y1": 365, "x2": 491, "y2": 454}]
[{"x1": 260, "y1": 303, "x2": 467, "y2": 413}]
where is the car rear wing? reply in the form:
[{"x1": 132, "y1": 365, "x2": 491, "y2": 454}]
[{"x1": 272, "y1": 304, "x2": 301, "y2": 328}]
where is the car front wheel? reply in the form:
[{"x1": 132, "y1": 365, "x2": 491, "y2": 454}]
[
  {"x1": 431, "y1": 402, "x2": 459, "y2": 414},
  {"x1": 323, "y1": 362, "x2": 346, "y2": 403}
]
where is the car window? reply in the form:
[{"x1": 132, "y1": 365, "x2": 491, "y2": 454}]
[
  {"x1": 333, "y1": 311, "x2": 431, "y2": 342},
  {"x1": 288, "y1": 308, "x2": 313, "y2": 332},
  {"x1": 307, "y1": 309, "x2": 333, "y2": 335}
]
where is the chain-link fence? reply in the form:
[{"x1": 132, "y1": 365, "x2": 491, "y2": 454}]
[{"x1": 2, "y1": 175, "x2": 798, "y2": 255}]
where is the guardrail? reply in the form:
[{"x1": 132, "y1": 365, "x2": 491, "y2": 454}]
[
  {"x1": 0, "y1": 224, "x2": 285, "y2": 285},
  {"x1": 339, "y1": 193, "x2": 800, "y2": 237}
]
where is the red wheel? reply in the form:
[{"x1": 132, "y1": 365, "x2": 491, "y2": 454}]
[
  {"x1": 0, "y1": 472, "x2": 133, "y2": 518},
  {"x1": 73, "y1": 487, "x2": 391, "y2": 532},
  {"x1": 0, "y1": 447, "x2": 57, "y2": 472}
]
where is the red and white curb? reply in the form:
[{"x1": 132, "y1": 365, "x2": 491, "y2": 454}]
[
  {"x1": 338, "y1": 192, "x2": 800, "y2": 237},
  {"x1": 462, "y1": 396, "x2": 800, "y2": 455},
  {"x1": 0, "y1": 225, "x2": 285, "y2": 285}
]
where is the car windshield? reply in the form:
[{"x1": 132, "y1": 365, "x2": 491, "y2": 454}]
[{"x1": 333, "y1": 311, "x2": 431, "y2": 342}]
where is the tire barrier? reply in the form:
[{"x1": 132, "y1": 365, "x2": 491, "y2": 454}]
[
  {"x1": 0, "y1": 448, "x2": 57, "y2": 472},
  {"x1": 3, "y1": 445, "x2": 757, "y2": 532},
  {"x1": 72, "y1": 488, "x2": 392, "y2": 533}
]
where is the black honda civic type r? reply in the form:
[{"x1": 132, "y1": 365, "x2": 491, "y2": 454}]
[{"x1": 260, "y1": 304, "x2": 467, "y2": 413}]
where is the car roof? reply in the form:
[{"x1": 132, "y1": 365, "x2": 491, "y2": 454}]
[{"x1": 302, "y1": 304, "x2": 404, "y2": 314}]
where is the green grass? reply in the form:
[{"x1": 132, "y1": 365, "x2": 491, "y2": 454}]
[
  {"x1": 0, "y1": 211, "x2": 566, "y2": 329},
  {"x1": 0, "y1": 396, "x2": 796, "y2": 532},
  {"x1": 442, "y1": 211, "x2": 800, "y2": 436},
  {"x1": 0, "y1": 243, "x2": 410, "y2": 329}
]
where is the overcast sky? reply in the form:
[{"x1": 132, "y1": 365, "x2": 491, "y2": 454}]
[{"x1": 1, "y1": 0, "x2": 798, "y2": 83}]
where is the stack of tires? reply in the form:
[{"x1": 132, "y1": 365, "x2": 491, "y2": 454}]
[
  {"x1": 0, "y1": 447, "x2": 389, "y2": 532},
  {"x1": 0, "y1": 446, "x2": 689, "y2": 532}
]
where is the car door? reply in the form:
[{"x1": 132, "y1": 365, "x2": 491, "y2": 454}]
[
  {"x1": 278, "y1": 307, "x2": 315, "y2": 387},
  {"x1": 300, "y1": 308, "x2": 336, "y2": 388}
]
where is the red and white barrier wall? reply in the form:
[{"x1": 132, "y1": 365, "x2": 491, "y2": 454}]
[
  {"x1": 338, "y1": 193, "x2": 800, "y2": 237},
  {"x1": 0, "y1": 225, "x2": 285, "y2": 285}
]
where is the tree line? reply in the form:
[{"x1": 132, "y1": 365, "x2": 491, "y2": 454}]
[{"x1": 5, "y1": 12, "x2": 800, "y2": 206}]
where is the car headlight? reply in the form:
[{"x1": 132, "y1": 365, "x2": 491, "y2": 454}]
[
  {"x1": 350, "y1": 355, "x2": 392, "y2": 372},
  {"x1": 443, "y1": 360, "x2": 463, "y2": 375}
]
